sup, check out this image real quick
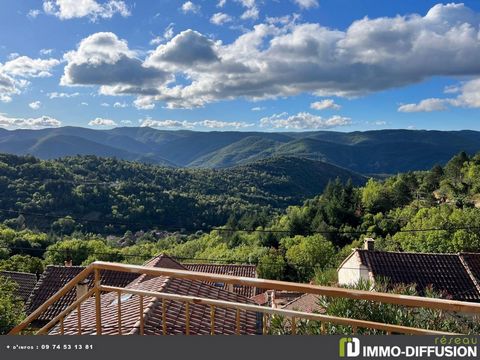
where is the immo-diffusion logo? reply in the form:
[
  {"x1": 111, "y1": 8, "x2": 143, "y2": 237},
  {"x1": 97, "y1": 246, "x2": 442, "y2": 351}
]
[{"x1": 339, "y1": 337, "x2": 361, "y2": 357}]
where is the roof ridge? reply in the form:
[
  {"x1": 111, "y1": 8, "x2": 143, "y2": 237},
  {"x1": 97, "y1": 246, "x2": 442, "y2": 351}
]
[
  {"x1": 128, "y1": 277, "x2": 170, "y2": 335},
  {"x1": 0, "y1": 270, "x2": 37, "y2": 276},
  {"x1": 458, "y1": 254, "x2": 480, "y2": 297},
  {"x1": 357, "y1": 249, "x2": 460, "y2": 256}
]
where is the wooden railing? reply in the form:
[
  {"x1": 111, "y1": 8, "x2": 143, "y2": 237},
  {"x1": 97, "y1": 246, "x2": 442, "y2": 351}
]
[{"x1": 9, "y1": 261, "x2": 480, "y2": 335}]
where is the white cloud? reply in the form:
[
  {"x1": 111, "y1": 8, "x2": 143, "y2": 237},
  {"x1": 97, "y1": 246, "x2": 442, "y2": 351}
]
[
  {"x1": 81, "y1": 102, "x2": 89, "y2": 106},
  {"x1": 293, "y1": 0, "x2": 319, "y2": 9},
  {"x1": 150, "y1": 23, "x2": 175, "y2": 45},
  {"x1": 260, "y1": 112, "x2": 351, "y2": 129},
  {"x1": 2, "y1": 56, "x2": 59, "y2": 78},
  {"x1": 181, "y1": 1, "x2": 200, "y2": 14},
  {"x1": 88, "y1": 117, "x2": 117, "y2": 126},
  {"x1": 61, "y1": 32, "x2": 170, "y2": 96},
  {"x1": 120, "y1": 120, "x2": 132, "y2": 124},
  {"x1": 398, "y1": 98, "x2": 449, "y2": 112},
  {"x1": 8, "y1": 53, "x2": 20, "y2": 60},
  {"x1": 28, "y1": 9, "x2": 41, "y2": 18},
  {"x1": 58, "y1": 4, "x2": 480, "y2": 110},
  {"x1": 140, "y1": 118, "x2": 253, "y2": 129},
  {"x1": 310, "y1": 99, "x2": 341, "y2": 110},
  {"x1": 101, "y1": 102, "x2": 110, "y2": 107},
  {"x1": 211, "y1": 12, "x2": 233, "y2": 25},
  {"x1": 455, "y1": 78, "x2": 480, "y2": 108},
  {"x1": 217, "y1": 0, "x2": 227, "y2": 7},
  {"x1": 0, "y1": 114, "x2": 61, "y2": 129},
  {"x1": 29, "y1": 101, "x2": 42, "y2": 110},
  {"x1": 40, "y1": 48, "x2": 54, "y2": 56},
  {"x1": 251, "y1": 106, "x2": 265, "y2": 111},
  {"x1": 113, "y1": 101, "x2": 127, "y2": 108},
  {"x1": 47, "y1": 91, "x2": 80, "y2": 99},
  {"x1": 240, "y1": 7, "x2": 259, "y2": 20},
  {"x1": 43, "y1": 0, "x2": 130, "y2": 21},
  {"x1": 0, "y1": 55, "x2": 59, "y2": 102}
]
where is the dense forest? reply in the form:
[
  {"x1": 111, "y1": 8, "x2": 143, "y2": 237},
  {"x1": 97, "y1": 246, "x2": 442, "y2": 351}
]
[
  {"x1": 2, "y1": 151, "x2": 480, "y2": 285},
  {"x1": 0, "y1": 154, "x2": 363, "y2": 233}
]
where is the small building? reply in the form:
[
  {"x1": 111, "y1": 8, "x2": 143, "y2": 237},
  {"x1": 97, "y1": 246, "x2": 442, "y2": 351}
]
[
  {"x1": 338, "y1": 239, "x2": 480, "y2": 302},
  {"x1": 49, "y1": 255, "x2": 260, "y2": 335},
  {"x1": 27, "y1": 254, "x2": 259, "y2": 325}
]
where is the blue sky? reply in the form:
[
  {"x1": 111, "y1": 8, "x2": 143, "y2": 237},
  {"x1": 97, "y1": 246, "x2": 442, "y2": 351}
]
[{"x1": 1, "y1": 0, "x2": 480, "y2": 132}]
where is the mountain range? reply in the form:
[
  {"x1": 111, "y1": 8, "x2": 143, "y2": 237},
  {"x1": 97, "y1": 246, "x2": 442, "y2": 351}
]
[{"x1": 1, "y1": 127, "x2": 480, "y2": 174}]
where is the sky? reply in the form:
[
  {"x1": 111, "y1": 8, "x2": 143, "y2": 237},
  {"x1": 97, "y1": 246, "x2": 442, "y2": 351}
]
[{"x1": 1, "y1": 0, "x2": 480, "y2": 132}]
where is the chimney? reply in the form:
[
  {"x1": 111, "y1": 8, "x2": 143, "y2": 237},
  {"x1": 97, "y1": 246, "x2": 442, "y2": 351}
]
[
  {"x1": 64, "y1": 259, "x2": 73, "y2": 267},
  {"x1": 364, "y1": 238, "x2": 375, "y2": 251},
  {"x1": 76, "y1": 279, "x2": 89, "y2": 300},
  {"x1": 267, "y1": 290, "x2": 276, "y2": 308}
]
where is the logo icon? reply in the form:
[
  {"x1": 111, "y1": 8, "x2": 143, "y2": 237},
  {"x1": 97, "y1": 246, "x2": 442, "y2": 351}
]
[{"x1": 339, "y1": 337, "x2": 361, "y2": 357}]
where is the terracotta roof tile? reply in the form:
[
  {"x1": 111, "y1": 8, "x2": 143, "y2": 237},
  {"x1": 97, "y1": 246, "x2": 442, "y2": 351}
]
[
  {"x1": 26, "y1": 266, "x2": 139, "y2": 322},
  {"x1": 282, "y1": 294, "x2": 322, "y2": 313},
  {"x1": 183, "y1": 263, "x2": 258, "y2": 297},
  {"x1": 0, "y1": 271, "x2": 37, "y2": 302},
  {"x1": 357, "y1": 250, "x2": 480, "y2": 302},
  {"x1": 51, "y1": 257, "x2": 261, "y2": 335}
]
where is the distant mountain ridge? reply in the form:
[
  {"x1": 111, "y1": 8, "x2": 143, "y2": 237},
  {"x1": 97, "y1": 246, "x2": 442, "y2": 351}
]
[{"x1": 1, "y1": 127, "x2": 480, "y2": 174}]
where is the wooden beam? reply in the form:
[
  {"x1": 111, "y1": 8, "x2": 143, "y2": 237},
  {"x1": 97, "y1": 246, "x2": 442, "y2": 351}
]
[
  {"x1": 94, "y1": 268, "x2": 102, "y2": 335},
  {"x1": 100, "y1": 285, "x2": 455, "y2": 335},
  {"x1": 9, "y1": 265, "x2": 93, "y2": 335},
  {"x1": 93, "y1": 261, "x2": 480, "y2": 315}
]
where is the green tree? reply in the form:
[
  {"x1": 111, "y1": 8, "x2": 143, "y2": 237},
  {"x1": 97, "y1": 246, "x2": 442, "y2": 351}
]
[
  {"x1": 0, "y1": 276, "x2": 25, "y2": 334},
  {"x1": 284, "y1": 234, "x2": 335, "y2": 282}
]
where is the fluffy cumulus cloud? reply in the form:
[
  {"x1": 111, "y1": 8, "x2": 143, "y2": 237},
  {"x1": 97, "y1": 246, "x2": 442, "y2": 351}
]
[
  {"x1": 293, "y1": 0, "x2": 319, "y2": 9},
  {"x1": 58, "y1": 3, "x2": 480, "y2": 110},
  {"x1": 0, "y1": 55, "x2": 59, "y2": 102},
  {"x1": 398, "y1": 98, "x2": 450, "y2": 112},
  {"x1": 140, "y1": 118, "x2": 253, "y2": 129},
  {"x1": 210, "y1": 12, "x2": 233, "y2": 25},
  {"x1": 260, "y1": 112, "x2": 351, "y2": 129},
  {"x1": 398, "y1": 78, "x2": 480, "y2": 112},
  {"x1": 310, "y1": 99, "x2": 341, "y2": 110},
  {"x1": 43, "y1": 0, "x2": 130, "y2": 20},
  {"x1": 29, "y1": 101, "x2": 42, "y2": 110},
  {"x1": 2, "y1": 56, "x2": 59, "y2": 78},
  {"x1": 61, "y1": 32, "x2": 170, "y2": 97},
  {"x1": 88, "y1": 117, "x2": 117, "y2": 126},
  {"x1": 0, "y1": 114, "x2": 61, "y2": 129},
  {"x1": 181, "y1": 1, "x2": 200, "y2": 14}
]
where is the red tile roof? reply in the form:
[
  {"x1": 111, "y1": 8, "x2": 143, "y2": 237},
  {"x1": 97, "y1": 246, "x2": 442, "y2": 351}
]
[
  {"x1": 51, "y1": 257, "x2": 261, "y2": 335},
  {"x1": 354, "y1": 250, "x2": 480, "y2": 302},
  {"x1": 282, "y1": 294, "x2": 322, "y2": 313},
  {"x1": 0, "y1": 271, "x2": 37, "y2": 302},
  {"x1": 26, "y1": 266, "x2": 139, "y2": 322},
  {"x1": 183, "y1": 263, "x2": 258, "y2": 297}
]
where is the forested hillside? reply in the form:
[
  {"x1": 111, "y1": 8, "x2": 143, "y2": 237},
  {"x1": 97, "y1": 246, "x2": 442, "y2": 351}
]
[
  {"x1": 2, "y1": 127, "x2": 480, "y2": 173},
  {"x1": 0, "y1": 153, "x2": 364, "y2": 233},
  {"x1": 2, "y1": 151, "x2": 480, "y2": 286}
]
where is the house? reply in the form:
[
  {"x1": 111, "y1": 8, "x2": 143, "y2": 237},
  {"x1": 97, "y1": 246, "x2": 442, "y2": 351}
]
[
  {"x1": 27, "y1": 254, "x2": 259, "y2": 324},
  {"x1": 49, "y1": 255, "x2": 261, "y2": 335},
  {"x1": 338, "y1": 239, "x2": 480, "y2": 302},
  {"x1": 0, "y1": 270, "x2": 37, "y2": 302},
  {"x1": 183, "y1": 263, "x2": 258, "y2": 297},
  {"x1": 26, "y1": 265, "x2": 139, "y2": 324}
]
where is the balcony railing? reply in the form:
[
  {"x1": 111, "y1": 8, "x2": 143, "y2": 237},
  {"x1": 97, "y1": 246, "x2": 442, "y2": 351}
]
[{"x1": 9, "y1": 261, "x2": 480, "y2": 335}]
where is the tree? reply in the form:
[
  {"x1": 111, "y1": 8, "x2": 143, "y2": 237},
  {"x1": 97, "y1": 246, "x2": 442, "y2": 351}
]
[
  {"x1": 361, "y1": 178, "x2": 392, "y2": 214},
  {"x1": 257, "y1": 250, "x2": 286, "y2": 280},
  {"x1": 284, "y1": 235, "x2": 335, "y2": 282},
  {"x1": 0, "y1": 255, "x2": 44, "y2": 274},
  {"x1": 0, "y1": 276, "x2": 25, "y2": 334}
]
